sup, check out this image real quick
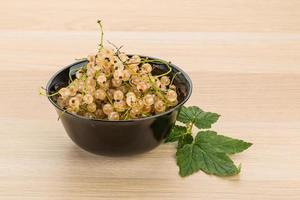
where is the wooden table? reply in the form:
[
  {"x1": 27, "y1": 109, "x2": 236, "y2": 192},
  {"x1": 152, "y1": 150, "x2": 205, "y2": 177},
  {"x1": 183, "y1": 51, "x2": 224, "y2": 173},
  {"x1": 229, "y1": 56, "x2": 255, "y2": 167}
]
[{"x1": 0, "y1": 0, "x2": 299, "y2": 199}]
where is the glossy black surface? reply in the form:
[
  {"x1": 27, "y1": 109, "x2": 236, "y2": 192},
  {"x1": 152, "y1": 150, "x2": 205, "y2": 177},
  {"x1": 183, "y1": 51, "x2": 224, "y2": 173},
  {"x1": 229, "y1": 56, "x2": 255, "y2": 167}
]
[{"x1": 46, "y1": 56, "x2": 192, "y2": 156}]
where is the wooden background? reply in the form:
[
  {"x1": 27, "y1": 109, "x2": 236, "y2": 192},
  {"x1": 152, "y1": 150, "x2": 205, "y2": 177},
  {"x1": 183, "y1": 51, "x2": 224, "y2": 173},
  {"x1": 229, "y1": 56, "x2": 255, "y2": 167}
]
[{"x1": 0, "y1": 0, "x2": 299, "y2": 199}]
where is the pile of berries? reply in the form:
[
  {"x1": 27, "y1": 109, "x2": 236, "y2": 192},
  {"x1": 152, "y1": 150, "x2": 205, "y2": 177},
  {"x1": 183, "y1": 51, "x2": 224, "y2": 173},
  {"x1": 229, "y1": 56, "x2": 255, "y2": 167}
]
[
  {"x1": 52, "y1": 47, "x2": 179, "y2": 120},
  {"x1": 46, "y1": 20, "x2": 179, "y2": 120}
]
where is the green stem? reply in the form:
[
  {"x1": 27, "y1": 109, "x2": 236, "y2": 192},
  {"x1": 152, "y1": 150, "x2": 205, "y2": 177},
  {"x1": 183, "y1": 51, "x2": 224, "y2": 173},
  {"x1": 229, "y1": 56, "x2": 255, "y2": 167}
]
[
  {"x1": 147, "y1": 75, "x2": 168, "y2": 103},
  {"x1": 170, "y1": 72, "x2": 181, "y2": 86},
  {"x1": 123, "y1": 108, "x2": 130, "y2": 120},
  {"x1": 186, "y1": 123, "x2": 193, "y2": 134},
  {"x1": 39, "y1": 87, "x2": 59, "y2": 97},
  {"x1": 141, "y1": 59, "x2": 172, "y2": 78},
  {"x1": 57, "y1": 109, "x2": 67, "y2": 121},
  {"x1": 105, "y1": 91, "x2": 113, "y2": 104},
  {"x1": 97, "y1": 20, "x2": 104, "y2": 51}
]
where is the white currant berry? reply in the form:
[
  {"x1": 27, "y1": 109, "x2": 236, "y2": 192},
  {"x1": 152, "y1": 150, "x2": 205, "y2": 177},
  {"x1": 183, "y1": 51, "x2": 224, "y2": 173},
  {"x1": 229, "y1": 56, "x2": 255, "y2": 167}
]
[
  {"x1": 118, "y1": 53, "x2": 129, "y2": 62},
  {"x1": 94, "y1": 89, "x2": 106, "y2": 100},
  {"x1": 114, "y1": 100, "x2": 127, "y2": 112},
  {"x1": 122, "y1": 69, "x2": 131, "y2": 81},
  {"x1": 126, "y1": 92, "x2": 137, "y2": 106},
  {"x1": 97, "y1": 73, "x2": 107, "y2": 84},
  {"x1": 136, "y1": 81, "x2": 148, "y2": 92},
  {"x1": 108, "y1": 112, "x2": 120, "y2": 120},
  {"x1": 87, "y1": 102, "x2": 97, "y2": 113},
  {"x1": 113, "y1": 90, "x2": 124, "y2": 101},
  {"x1": 83, "y1": 94, "x2": 94, "y2": 104},
  {"x1": 69, "y1": 97, "x2": 80, "y2": 108},
  {"x1": 143, "y1": 94, "x2": 154, "y2": 106},
  {"x1": 102, "y1": 103, "x2": 114, "y2": 115},
  {"x1": 86, "y1": 85, "x2": 96, "y2": 94},
  {"x1": 87, "y1": 55, "x2": 95, "y2": 62},
  {"x1": 154, "y1": 100, "x2": 166, "y2": 113},
  {"x1": 141, "y1": 63, "x2": 152, "y2": 74},
  {"x1": 87, "y1": 67, "x2": 96, "y2": 77},
  {"x1": 84, "y1": 112, "x2": 95, "y2": 119},
  {"x1": 169, "y1": 84, "x2": 176, "y2": 90},
  {"x1": 76, "y1": 70, "x2": 84, "y2": 79},
  {"x1": 111, "y1": 78, "x2": 122, "y2": 88},
  {"x1": 67, "y1": 106, "x2": 79, "y2": 114},
  {"x1": 59, "y1": 88, "x2": 71, "y2": 99},
  {"x1": 160, "y1": 76, "x2": 171, "y2": 86},
  {"x1": 143, "y1": 105, "x2": 152, "y2": 113},
  {"x1": 95, "y1": 109, "x2": 105, "y2": 119},
  {"x1": 113, "y1": 70, "x2": 124, "y2": 80},
  {"x1": 166, "y1": 90, "x2": 177, "y2": 102},
  {"x1": 131, "y1": 76, "x2": 141, "y2": 85},
  {"x1": 68, "y1": 85, "x2": 78, "y2": 96},
  {"x1": 57, "y1": 96, "x2": 67, "y2": 108},
  {"x1": 86, "y1": 77, "x2": 96, "y2": 87}
]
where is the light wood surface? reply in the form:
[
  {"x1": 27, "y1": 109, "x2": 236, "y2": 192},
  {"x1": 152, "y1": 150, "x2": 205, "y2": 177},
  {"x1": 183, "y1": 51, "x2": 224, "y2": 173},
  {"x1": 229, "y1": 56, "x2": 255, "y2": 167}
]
[{"x1": 0, "y1": 0, "x2": 300, "y2": 199}]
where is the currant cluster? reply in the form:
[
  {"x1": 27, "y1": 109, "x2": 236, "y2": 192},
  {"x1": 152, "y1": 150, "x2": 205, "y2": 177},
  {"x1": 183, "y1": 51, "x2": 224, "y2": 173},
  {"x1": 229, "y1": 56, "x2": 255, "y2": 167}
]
[
  {"x1": 52, "y1": 47, "x2": 178, "y2": 120},
  {"x1": 45, "y1": 20, "x2": 179, "y2": 120}
]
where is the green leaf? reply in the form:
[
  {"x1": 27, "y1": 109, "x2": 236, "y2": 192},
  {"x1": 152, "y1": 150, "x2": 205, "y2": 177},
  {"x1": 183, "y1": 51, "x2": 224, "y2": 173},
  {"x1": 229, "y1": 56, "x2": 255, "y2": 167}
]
[
  {"x1": 176, "y1": 143, "x2": 240, "y2": 177},
  {"x1": 177, "y1": 106, "x2": 220, "y2": 129},
  {"x1": 165, "y1": 125, "x2": 187, "y2": 143},
  {"x1": 177, "y1": 134, "x2": 193, "y2": 149},
  {"x1": 177, "y1": 106, "x2": 203, "y2": 124},
  {"x1": 195, "y1": 131, "x2": 252, "y2": 154},
  {"x1": 194, "y1": 112, "x2": 220, "y2": 129}
]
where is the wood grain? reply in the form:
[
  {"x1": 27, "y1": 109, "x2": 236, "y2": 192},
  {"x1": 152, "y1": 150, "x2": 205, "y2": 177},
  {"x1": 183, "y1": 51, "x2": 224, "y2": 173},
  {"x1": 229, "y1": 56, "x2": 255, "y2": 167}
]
[{"x1": 0, "y1": 0, "x2": 300, "y2": 199}]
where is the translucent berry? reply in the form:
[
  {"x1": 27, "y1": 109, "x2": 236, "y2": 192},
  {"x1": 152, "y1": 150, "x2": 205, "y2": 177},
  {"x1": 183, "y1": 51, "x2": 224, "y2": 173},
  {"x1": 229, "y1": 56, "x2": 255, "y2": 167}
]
[
  {"x1": 85, "y1": 85, "x2": 96, "y2": 94},
  {"x1": 143, "y1": 105, "x2": 152, "y2": 113},
  {"x1": 86, "y1": 77, "x2": 96, "y2": 87},
  {"x1": 160, "y1": 76, "x2": 171, "y2": 86},
  {"x1": 57, "y1": 96, "x2": 67, "y2": 108},
  {"x1": 130, "y1": 55, "x2": 141, "y2": 63},
  {"x1": 84, "y1": 112, "x2": 95, "y2": 119},
  {"x1": 168, "y1": 99, "x2": 178, "y2": 107},
  {"x1": 136, "y1": 81, "x2": 149, "y2": 92},
  {"x1": 113, "y1": 70, "x2": 124, "y2": 80},
  {"x1": 118, "y1": 53, "x2": 129, "y2": 62},
  {"x1": 126, "y1": 92, "x2": 137, "y2": 106},
  {"x1": 154, "y1": 100, "x2": 166, "y2": 113},
  {"x1": 113, "y1": 90, "x2": 124, "y2": 101},
  {"x1": 83, "y1": 94, "x2": 94, "y2": 104},
  {"x1": 108, "y1": 112, "x2": 120, "y2": 120},
  {"x1": 59, "y1": 88, "x2": 71, "y2": 99},
  {"x1": 103, "y1": 103, "x2": 114, "y2": 115},
  {"x1": 114, "y1": 100, "x2": 127, "y2": 112},
  {"x1": 131, "y1": 76, "x2": 141, "y2": 85},
  {"x1": 87, "y1": 55, "x2": 95, "y2": 62},
  {"x1": 76, "y1": 69, "x2": 84, "y2": 79},
  {"x1": 166, "y1": 90, "x2": 177, "y2": 102},
  {"x1": 68, "y1": 85, "x2": 78, "y2": 96},
  {"x1": 87, "y1": 67, "x2": 96, "y2": 77},
  {"x1": 141, "y1": 63, "x2": 152, "y2": 74},
  {"x1": 143, "y1": 94, "x2": 154, "y2": 106},
  {"x1": 169, "y1": 84, "x2": 176, "y2": 90},
  {"x1": 75, "y1": 94, "x2": 83, "y2": 103},
  {"x1": 69, "y1": 97, "x2": 80, "y2": 108},
  {"x1": 67, "y1": 106, "x2": 79, "y2": 114},
  {"x1": 97, "y1": 73, "x2": 107, "y2": 84},
  {"x1": 95, "y1": 109, "x2": 105, "y2": 119},
  {"x1": 122, "y1": 70, "x2": 131, "y2": 81},
  {"x1": 111, "y1": 78, "x2": 122, "y2": 88},
  {"x1": 87, "y1": 102, "x2": 97, "y2": 113},
  {"x1": 78, "y1": 80, "x2": 85, "y2": 92},
  {"x1": 94, "y1": 89, "x2": 106, "y2": 100}
]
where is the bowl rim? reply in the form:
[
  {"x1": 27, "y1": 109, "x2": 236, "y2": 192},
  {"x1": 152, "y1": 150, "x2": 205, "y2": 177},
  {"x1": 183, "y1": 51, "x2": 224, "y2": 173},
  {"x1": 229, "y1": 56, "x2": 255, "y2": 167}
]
[{"x1": 46, "y1": 55, "x2": 193, "y2": 123}]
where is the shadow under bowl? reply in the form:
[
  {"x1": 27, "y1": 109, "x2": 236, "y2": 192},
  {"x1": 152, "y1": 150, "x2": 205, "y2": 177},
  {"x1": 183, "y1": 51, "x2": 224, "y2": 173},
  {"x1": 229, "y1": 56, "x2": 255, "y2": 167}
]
[{"x1": 46, "y1": 56, "x2": 192, "y2": 156}]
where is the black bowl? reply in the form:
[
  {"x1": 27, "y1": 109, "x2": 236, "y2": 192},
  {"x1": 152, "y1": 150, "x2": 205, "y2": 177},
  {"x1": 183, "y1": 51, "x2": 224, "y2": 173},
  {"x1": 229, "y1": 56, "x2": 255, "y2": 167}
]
[{"x1": 46, "y1": 56, "x2": 192, "y2": 156}]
